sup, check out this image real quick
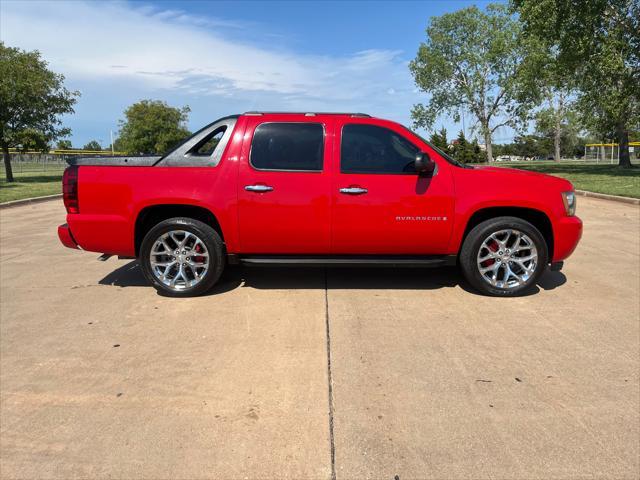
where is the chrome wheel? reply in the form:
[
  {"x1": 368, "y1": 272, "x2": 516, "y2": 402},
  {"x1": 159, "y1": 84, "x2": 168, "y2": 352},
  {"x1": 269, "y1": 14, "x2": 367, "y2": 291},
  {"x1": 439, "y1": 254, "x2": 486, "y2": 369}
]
[
  {"x1": 149, "y1": 230, "x2": 209, "y2": 291},
  {"x1": 477, "y1": 229, "x2": 538, "y2": 290}
]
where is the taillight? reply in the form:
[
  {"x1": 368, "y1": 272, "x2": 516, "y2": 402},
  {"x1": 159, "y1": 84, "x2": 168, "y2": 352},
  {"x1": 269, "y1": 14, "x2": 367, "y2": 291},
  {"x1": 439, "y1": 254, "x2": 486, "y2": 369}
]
[{"x1": 62, "y1": 165, "x2": 79, "y2": 213}]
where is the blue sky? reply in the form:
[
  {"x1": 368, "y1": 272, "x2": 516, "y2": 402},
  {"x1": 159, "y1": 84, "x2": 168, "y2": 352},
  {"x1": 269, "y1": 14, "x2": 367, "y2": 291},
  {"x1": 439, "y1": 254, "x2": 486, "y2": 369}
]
[{"x1": 1, "y1": 0, "x2": 512, "y2": 148}]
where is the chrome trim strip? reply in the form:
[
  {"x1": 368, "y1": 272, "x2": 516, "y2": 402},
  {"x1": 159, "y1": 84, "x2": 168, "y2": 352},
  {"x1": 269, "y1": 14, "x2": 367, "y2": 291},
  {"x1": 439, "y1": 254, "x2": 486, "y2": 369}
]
[{"x1": 243, "y1": 111, "x2": 371, "y2": 117}]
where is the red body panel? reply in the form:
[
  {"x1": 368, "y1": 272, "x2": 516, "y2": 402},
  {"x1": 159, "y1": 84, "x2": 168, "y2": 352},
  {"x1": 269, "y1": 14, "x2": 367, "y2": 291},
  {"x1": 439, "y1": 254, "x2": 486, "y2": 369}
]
[
  {"x1": 552, "y1": 215, "x2": 583, "y2": 261},
  {"x1": 57, "y1": 224, "x2": 79, "y2": 249},
  {"x1": 330, "y1": 117, "x2": 455, "y2": 254},
  {"x1": 60, "y1": 113, "x2": 582, "y2": 264},
  {"x1": 236, "y1": 115, "x2": 334, "y2": 253},
  {"x1": 66, "y1": 117, "x2": 247, "y2": 256},
  {"x1": 448, "y1": 166, "x2": 582, "y2": 262}
]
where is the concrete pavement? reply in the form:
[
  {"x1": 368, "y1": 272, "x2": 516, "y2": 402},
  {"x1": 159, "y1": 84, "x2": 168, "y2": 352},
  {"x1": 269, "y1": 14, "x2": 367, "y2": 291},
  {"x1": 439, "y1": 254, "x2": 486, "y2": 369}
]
[{"x1": 1, "y1": 198, "x2": 638, "y2": 479}]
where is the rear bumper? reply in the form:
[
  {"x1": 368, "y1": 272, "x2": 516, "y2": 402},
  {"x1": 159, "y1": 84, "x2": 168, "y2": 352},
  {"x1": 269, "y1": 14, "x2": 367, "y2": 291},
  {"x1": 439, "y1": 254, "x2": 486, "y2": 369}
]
[
  {"x1": 58, "y1": 223, "x2": 80, "y2": 249},
  {"x1": 552, "y1": 216, "x2": 583, "y2": 262}
]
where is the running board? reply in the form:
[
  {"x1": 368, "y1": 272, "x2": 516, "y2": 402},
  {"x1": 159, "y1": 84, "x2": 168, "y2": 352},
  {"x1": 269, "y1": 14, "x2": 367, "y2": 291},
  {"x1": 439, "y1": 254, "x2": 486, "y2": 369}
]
[{"x1": 234, "y1": 255, "x2": 457, "y2": 268}]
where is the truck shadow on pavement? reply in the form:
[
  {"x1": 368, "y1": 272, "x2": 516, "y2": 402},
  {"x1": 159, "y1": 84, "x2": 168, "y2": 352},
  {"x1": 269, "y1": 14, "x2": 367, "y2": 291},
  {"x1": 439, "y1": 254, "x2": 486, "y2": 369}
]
[{"x1": 99, "y1": 261, "x2": 567, "y2": 297}]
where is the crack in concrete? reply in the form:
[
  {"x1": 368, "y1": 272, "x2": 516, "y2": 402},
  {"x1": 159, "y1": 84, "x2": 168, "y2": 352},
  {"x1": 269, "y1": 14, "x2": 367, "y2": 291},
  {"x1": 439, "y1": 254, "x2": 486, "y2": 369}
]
[{"x1": 324, "y1": 268, "x2": 337, "y2": 480}]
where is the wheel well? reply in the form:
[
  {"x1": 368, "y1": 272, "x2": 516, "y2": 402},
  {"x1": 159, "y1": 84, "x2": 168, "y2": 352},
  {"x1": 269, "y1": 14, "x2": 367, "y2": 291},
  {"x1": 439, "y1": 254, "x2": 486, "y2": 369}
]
[
  {"x1": 134, "y1": 204, "x2": 223, "y2": 256},
  {"x1": 463, "y1": 207, "x2": 554, "y2": 259}
]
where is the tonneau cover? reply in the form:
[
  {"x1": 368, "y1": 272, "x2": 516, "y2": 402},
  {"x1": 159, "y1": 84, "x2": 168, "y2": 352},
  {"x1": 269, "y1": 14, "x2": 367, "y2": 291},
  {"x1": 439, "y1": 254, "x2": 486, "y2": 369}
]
[{"x1": 66, "y1": 156, "x2": 160, "y2": 166}]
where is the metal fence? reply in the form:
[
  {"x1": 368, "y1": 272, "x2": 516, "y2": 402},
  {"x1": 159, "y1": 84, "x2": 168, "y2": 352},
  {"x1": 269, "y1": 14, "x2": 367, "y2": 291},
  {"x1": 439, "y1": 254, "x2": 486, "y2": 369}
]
[
  {"x1": 5, "y1": 149, "x2": 126, "y2": 174},
  {"x1": 6, "y1": 150, "x2": 125, "y2": 174},
  {"x1": 7, "y1": 153, "x2": 69, "y2": 174},
  {"x1": 583, "y1": 142, "x2": 640, "y2": 164},
  {"x1": 523, "y1": 157, "x2": 639, "y2": 165}
]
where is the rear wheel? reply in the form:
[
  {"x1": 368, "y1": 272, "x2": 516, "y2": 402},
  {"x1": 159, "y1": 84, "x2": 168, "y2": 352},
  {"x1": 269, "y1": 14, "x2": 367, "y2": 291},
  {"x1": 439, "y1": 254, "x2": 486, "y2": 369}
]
[
  {"x1": 460, "y1": 216, "x2": 548, "y2": 296},
  {"x1": 140, "y1": 217, "x2": 225, "y2": 297}
]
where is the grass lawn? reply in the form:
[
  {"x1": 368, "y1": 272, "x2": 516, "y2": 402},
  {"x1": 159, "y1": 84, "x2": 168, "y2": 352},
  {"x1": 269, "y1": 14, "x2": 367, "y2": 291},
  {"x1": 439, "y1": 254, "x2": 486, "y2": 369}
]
[
  {"x1": 1, "y1": 168, "x2": 64, "y2": 203},
  {"x1": 2, "y1": 161, "x2": 639, "y2": 203},
  {"x1": 500, "y1": 162, "x2": 640, "y2": 198}
]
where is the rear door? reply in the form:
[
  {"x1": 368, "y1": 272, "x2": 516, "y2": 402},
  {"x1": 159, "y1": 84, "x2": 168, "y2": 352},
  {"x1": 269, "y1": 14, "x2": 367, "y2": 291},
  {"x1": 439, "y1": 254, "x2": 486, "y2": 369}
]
[
  {"x1": 237, "y1": 116, "x2": 333, "y2": 253},
  {"x1": 330, "y1": 119, "x2": 455, "y2": 254}
]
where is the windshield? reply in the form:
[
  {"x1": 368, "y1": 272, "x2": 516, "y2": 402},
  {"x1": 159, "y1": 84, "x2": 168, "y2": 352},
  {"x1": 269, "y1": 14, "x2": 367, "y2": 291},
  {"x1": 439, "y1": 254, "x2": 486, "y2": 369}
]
[{"x1": 401, "y1": 126, "x2": 471, "y2": 169}]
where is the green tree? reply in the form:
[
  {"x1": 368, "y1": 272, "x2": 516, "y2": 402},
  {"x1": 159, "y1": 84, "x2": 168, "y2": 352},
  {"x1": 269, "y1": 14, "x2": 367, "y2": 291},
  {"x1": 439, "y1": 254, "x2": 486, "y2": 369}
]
[
  {"x1": 518, "y1": 18, "x2": 580, "y2": 162},
  {"x1": 409, "y1": 4, "x2": 539, "y2": 162},
  {"x1": 513, "y1": 0, "x2": 640, "y2": 167},
  {"x1": 83, "y1": 140, "x2": 102, "y2": 151},
  {"x1": 452, "y1": 130, "x2": 471, "y2": 163},
  {"x1": 511, "y1": 134, "x2": 552, "y2": 158},
  {"x1": 535, "y1": 104, "x2": 581, "y2": 159},
  {"x1": 56, "y1": 139, "x2": 72, "y2": 150},
  {"x1": 112, "y1": 137, "x2": 124, "y2": 153},
  {"x1": 471, "y1": 138, "x2": 487, "y2": 163},
  {"x1": 534, "y1": 90, "x2": 575, "y2": 161},
  {"x1": 0, "y1": 43, "x2": 79, "y2": 181},
  {"x1": 117, "y1": 100, "x2": 191, "y2": 154},
  {"x1": 428, "y1": 127, "x2": 449, "y2": 151},
  {"x1": 451, "y1": 130, "x2": 487, "y2": 163}
]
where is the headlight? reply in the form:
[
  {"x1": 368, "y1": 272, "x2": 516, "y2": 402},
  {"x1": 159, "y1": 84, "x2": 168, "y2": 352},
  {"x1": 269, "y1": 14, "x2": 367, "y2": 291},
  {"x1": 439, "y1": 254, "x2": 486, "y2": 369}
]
[{"x1": 561, "y1": 191, "x2": 576, "y2": 216}]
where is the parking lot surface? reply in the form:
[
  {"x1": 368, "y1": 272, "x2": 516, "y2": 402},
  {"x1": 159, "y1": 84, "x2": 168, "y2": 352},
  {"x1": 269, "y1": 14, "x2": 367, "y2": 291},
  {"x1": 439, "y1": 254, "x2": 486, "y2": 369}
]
[{"x1": 1, "y1": 198, "x2": 638, "y2": 479}]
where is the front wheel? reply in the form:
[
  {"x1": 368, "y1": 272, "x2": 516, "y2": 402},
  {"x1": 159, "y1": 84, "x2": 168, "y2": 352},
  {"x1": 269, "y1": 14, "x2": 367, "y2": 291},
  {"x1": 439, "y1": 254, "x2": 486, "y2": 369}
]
[
  {"x1": 140, "y1": 217, "x2": 225, "y2": 297},
  {"x1": 460, "y1": 216, "x2": 548, "y2": 297}
]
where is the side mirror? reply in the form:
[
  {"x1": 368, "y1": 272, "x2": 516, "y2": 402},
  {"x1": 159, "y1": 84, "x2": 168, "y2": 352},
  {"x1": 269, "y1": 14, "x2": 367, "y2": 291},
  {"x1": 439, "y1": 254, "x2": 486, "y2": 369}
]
[{"x1": 415, "y1": 152, "x2": 435, "y2": 175}]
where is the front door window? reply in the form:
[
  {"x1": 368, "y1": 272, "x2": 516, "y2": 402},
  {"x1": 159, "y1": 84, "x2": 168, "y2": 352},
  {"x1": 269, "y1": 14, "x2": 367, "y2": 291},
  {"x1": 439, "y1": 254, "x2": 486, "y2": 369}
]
[{"x1": 341, "y1": 124, "x2": 419, "y2": 174}]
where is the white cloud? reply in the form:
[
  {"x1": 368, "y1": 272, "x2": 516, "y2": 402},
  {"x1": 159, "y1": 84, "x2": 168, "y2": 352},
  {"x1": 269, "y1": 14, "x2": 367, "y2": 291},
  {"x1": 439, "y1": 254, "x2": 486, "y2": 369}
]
[
  {"x1": 1, "y1": 0, "x2": 426, "y2": 143},
  {"x1": 1, "y1": 1, "x2": 414, "y2": 105}
]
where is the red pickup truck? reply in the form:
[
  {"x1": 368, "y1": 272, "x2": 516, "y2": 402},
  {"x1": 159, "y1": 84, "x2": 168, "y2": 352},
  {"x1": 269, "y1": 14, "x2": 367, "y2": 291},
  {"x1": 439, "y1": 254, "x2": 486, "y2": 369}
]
[{"x1": 58, "y1": 112, "x2": 582, "y2": 297}]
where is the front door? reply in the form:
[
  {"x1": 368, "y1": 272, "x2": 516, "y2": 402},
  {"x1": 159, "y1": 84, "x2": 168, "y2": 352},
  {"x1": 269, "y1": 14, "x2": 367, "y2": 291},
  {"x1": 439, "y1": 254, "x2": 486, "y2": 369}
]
[
  {"x1": 237, "y1": 117, "x2": 333, "y2": 253},
  {"x1": 331, "y1": 120, "x2": 455, "y2": 254}
]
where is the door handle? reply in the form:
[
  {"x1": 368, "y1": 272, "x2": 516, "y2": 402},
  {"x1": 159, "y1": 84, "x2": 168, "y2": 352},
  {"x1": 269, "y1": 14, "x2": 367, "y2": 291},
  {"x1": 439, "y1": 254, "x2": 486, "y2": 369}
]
[
  {"x1": 245, "y1": 184, "x2": 274, "y2": 192},
  {"x1": 339, "y1": 187, "x2": 368, "y2": 195}
]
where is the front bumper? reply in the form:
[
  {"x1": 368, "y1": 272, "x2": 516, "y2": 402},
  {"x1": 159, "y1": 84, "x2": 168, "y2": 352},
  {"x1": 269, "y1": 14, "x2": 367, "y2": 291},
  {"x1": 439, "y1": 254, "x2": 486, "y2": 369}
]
[
  {"x1": 553, "y1": 216, "x2": 583, "y2": 262},
  {"x1": 58, "y1": 223, "x2": 79, "y2": 249}
]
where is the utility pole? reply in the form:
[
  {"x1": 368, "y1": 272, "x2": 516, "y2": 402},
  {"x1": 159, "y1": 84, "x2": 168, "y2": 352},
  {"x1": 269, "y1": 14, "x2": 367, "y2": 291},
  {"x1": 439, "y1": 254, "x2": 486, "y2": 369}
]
[{"x1": 110, "y1": 130, "x2": 115, "y2": 156}]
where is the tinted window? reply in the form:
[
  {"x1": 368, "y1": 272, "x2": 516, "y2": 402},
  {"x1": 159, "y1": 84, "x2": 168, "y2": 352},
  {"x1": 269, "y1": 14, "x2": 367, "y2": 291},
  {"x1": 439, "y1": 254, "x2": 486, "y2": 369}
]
[
  {"x1": 191, "y1": 127, "x2": 226, "y2": 156},
  {"x1": 250, "y1": 123, "x2": 324, "y2": 171},
  {"x1": 341, "y1": 124, "x2": 419, "y2": 174}
]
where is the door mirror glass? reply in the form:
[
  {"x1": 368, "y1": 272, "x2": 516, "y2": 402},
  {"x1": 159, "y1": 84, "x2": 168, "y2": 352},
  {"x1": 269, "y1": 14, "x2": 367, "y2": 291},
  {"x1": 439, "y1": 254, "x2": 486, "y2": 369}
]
[{"x1": 415, "y1": 152, "x2": 435, "y2": 175}]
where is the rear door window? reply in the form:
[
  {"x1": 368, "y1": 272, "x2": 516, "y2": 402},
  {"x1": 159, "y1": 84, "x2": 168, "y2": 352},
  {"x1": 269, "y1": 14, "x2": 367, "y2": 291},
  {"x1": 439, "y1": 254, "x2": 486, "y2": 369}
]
[{"x1": 250, "y1": 123, "x2": 324, "y2": 171}]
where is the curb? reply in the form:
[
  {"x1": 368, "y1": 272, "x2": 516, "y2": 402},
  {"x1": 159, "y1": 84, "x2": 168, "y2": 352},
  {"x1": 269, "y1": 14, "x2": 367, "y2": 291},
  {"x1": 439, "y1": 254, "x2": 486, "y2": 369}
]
[
  {"x1": 575, "y1": 190, "x2": 639, "y2": 205},
  {"x1": 0, "y1": 194, "x2": 62, "y2": 210}
]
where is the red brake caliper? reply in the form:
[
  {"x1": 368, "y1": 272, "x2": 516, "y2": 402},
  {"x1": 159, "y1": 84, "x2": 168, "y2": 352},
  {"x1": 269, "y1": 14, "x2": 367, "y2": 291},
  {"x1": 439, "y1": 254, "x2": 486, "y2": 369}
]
[
  {"x1": 483, "y1": 240, "x2": 499, "y2": 267},
  {"x1": 193, "y1": 244, "x2": 203, "y2": 263}
]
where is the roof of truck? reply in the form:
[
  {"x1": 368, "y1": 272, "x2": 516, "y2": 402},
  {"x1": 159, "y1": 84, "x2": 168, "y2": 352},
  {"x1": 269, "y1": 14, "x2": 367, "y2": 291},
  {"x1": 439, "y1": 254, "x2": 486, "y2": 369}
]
[{"x1": 242, "y1": 111, "x2": 371, "y2": 118}]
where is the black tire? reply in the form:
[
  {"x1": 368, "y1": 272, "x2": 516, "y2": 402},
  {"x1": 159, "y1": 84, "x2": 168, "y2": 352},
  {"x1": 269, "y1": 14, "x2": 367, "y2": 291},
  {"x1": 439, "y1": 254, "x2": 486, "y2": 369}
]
[
  {"x1": 139, "y1": 217, "x2": 225, "y2": 297},
  {"x1": 459, "y1": 216, "x2": 548, "y2": 297}
]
